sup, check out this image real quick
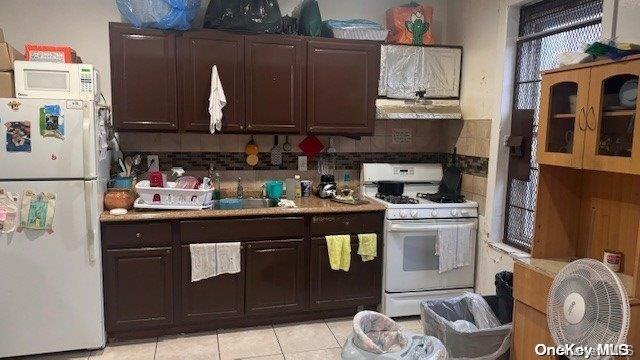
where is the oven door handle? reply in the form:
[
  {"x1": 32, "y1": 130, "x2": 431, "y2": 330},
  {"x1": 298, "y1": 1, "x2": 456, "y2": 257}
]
[{"x1": 388, "y1": 223, "x2": 461, "y2": 232}]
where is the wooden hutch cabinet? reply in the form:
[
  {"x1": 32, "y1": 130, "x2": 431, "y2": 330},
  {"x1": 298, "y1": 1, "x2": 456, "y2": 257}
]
[
  {"x1": 513, "y1": 56, "x2": 640, "y2": 359},
  {"x1": 537, "y1": 55, "x2": 640, "y2": 174}
]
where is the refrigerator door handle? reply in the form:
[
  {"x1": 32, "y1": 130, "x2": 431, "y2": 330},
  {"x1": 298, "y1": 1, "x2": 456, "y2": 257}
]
[
  {"x1": 82, "y1": 102, "x2": 93, "y2": 179},
  {"x1": 84, "y1": 181, "x2": 97, "y2": 263}
]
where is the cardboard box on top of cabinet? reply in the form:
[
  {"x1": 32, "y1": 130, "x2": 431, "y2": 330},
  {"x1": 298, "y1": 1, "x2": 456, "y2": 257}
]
[
  {"x1": 0, "y1": 71, "x2": 14, "y2": 97},
  {"x1": 0, "y1": 42, "x2": 25, "y2": 71}
]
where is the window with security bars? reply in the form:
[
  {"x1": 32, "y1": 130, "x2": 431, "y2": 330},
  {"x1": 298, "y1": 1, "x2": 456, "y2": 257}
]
[{"x1": 503, "y1": 0, "x2": 603, "y2": 251}]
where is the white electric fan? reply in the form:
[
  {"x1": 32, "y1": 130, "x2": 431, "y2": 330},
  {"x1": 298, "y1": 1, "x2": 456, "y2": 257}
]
[{"x1": 547, "y1": 258, "x2": 631, "y2": 360}]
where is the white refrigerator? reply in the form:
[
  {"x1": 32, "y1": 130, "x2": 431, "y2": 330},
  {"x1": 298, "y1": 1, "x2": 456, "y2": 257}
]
[{"x1": 0, "y1": 98, "x2": 109, "y2": 357}]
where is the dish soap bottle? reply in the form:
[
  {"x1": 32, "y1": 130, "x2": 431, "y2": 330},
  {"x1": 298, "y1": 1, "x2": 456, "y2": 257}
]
[
  {"x1": 294, "y1": 175, "x2": 302, "y2": 198},
  {"x1": 212, "y1": 172, "x2": 221, "y2": 200}
]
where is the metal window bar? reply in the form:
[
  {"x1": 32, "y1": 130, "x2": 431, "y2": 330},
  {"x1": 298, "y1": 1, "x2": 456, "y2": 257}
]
[{"x1": 503, "y1": 0, "x2": 602, "y2": 252}]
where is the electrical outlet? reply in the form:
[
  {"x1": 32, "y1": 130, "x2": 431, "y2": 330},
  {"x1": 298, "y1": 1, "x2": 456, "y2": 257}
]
[
  {"x1": 147, "y1": 155, "x2": 159, "y2": 172},
  {"x1": 392, "y1": 128, "x2": 412, "y2": 144},
  {"x1": 298, "y1": 156, "x2": 308, "y2": 171}
]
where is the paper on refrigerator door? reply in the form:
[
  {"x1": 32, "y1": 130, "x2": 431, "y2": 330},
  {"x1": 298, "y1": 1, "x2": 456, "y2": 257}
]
[
  {"x1": 0, "y1": 189, "x2": 19, "y2": 233},
  {"x1": 18, "y1": 190, "x2": 56, "y2": 233}
]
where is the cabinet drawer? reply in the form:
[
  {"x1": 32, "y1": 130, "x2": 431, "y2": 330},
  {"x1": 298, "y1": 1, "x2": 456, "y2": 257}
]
[
  {"x1": 310, "y1": 213, "x2": 383, "y2": 236},
  {"x1": 102, "y1": 222, "x2": 173, "y2": 248},
  {"x1": 180, "y1": 217, "x2": 305, "y2": 243}
]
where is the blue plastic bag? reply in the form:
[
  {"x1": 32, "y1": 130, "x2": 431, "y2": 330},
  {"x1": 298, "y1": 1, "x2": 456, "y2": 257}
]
[{"x1": 117, "y1": 0, "x2": 201, "y2": 30}]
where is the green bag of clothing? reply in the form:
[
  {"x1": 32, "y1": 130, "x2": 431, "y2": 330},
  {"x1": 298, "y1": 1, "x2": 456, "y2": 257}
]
[{"x1": 298, "y1": 0, "x2": 322, "y2": 37}]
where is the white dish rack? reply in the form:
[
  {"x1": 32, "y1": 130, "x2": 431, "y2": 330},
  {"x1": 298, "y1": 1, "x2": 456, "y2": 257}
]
[{"x1": 135, "y1": 180, "x2": 213, "y2": 210}]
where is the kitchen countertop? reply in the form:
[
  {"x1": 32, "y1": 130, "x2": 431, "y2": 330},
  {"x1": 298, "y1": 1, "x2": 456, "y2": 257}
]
[
  {"x1": 516, "y1": 257, "x2": 640, "y2": 305},
  {"x1": 100, "y1": 196, "x2": 386, "y2": 223}
]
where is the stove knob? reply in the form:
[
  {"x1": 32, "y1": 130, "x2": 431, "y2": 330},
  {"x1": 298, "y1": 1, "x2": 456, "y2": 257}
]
[
  {"x1": 451, "y1": 209, "x2": 459, "y2": 217},
  {"x1": 400, "y1": 210, "x2": 408, "y2": 218},
  {"x1": 410, "y1": 210, "x2": 418, "y2": 218},
  {"x1": 431, "y1": 210, "x2": 438, "y2": 217}
]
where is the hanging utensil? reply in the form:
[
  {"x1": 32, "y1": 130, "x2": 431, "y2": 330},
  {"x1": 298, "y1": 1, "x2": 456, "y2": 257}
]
[
  {"x1": 283, "y1": 135, "x2": 292, "y2": 152},
  {"x1": 245, "y1": 135, "x2": 258, "y2": 155},
  {"x1": 270, "y1": 135, "x2": 283, "y2": 166},
  {"x1": 124, "y1": 156, "x2": 133, "y2": 177}
]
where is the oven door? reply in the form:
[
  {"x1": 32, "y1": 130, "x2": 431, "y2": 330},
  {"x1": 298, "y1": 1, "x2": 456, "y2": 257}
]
[{"x1": 384, "y1": 218, "x2": 477, "y2": 292}]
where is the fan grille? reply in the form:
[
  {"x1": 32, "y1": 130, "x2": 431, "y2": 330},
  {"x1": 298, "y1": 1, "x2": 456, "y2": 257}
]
[{"x1": 547, "y1": 259, "x2": 630, "y2": 360}]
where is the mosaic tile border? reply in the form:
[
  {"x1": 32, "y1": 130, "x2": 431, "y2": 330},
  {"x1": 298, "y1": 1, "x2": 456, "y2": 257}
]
[{"x1": 127, "y1": 152, "x2": 489, "y2": 177}]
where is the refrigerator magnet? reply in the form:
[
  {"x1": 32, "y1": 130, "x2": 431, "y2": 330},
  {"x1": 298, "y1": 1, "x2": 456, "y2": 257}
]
[
  {"x1": 7, "y1": 100, "x2": 21, "y2": 111},
  {"x1": 39, "y1": 105, "x2": 64, "y2": 140},
  {"x1": 0, "y1": 189, "x2": 19, "y2": 234},
  {"x1": 5, "y1": 121, "x2": 31, "y2": 152},
  {"x1": 18, "y1": 190, "x2": 56, "y2": 234}
]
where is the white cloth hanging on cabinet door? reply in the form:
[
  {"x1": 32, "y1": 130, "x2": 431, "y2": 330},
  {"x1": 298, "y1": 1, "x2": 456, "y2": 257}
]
[{"x1": 208, "y1": 65, "x2": 227, "y2": 134}]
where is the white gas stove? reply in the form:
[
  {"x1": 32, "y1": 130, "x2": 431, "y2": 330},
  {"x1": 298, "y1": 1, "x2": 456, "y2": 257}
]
[{"x1": 361, "y1": 163, "x2": 478, "y2": 317}]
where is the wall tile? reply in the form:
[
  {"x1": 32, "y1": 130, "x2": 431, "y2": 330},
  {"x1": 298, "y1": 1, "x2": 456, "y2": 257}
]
[
  {"x1": 374, "y1": 120, "x2": 386, "y2": 136},
  {"x1": 370, "y1": 136, "x2": 386, "y2": 152},
  {"x1": 336, "y1": 137, "x2": 356, "y2": 153},
  {"x1": 180, "y1": 134, "x2": 202, "y2": 152},
  {"x1": 355, "y1": 137, "x2": 371, "y2": 152},
  {"x1": 200, "y1": 134, "x2": 220, "y2": 152},
  {"x1": 220, "y1": 135, "x2": 239, "y2": 152}
]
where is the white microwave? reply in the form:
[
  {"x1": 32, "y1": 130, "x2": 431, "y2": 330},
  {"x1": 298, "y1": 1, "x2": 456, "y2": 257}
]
[{"x1": 14, "y1": 61, "x2": 100, "y2": 101}]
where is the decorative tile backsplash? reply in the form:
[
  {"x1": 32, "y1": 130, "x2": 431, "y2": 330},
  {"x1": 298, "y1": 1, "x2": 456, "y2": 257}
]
[{"x1": 126, "y1": 151, "x2": 488, "y2": 177}]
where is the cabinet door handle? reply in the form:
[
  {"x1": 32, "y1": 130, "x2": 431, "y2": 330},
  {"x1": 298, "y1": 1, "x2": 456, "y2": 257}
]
[
  {"x1": 136, "y1": 232, "x2": 142, "y2": 239},
  {"x1": 578, "y1": 107, "x2": 587, "y2": 131},
  {"x1": 587, "y1": 106, "x2": 596, "y2": 131}
]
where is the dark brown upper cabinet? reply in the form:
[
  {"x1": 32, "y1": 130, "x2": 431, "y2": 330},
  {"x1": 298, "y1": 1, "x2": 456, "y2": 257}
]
[
  {"x1": 244, "y1": 35, "x2": 306, "y2": 133},
  {"x1": 306, "y1": 39, "x2": 380, "y2": 135},
  {"x1": 179, "y1": 30, "x2": 245, "y2": 132},
  {"x1": 109, "y1": 22, "x2": 178, "y2": 131},
  {"x1": 109, "y1": 23, "x2": 380, "y2": 135}
]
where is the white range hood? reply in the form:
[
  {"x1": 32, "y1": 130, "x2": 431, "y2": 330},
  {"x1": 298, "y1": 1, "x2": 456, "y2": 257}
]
[
  {"x1": 377, "y1": 44, "x2": 462, "y2": 120},
  {"x1": 376, "y1": 98, "x2": 461, "y2": 120}
]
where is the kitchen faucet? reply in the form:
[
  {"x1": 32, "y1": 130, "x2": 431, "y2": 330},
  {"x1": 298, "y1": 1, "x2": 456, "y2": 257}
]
[{"x1": 236, "y1": 177, "x2": 243, "y2": 198}]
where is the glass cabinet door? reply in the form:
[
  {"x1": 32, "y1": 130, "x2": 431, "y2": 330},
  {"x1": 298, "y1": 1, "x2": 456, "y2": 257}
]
[
  {"x1": 583, "y1": 61, "x2": 640, "y2": 174},
  {"x1": 537, "y1": 68, "x2": 591, "y2": 168}
]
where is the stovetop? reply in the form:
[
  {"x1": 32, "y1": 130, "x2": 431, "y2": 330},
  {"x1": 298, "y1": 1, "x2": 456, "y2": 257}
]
[
  {"x1": 375, "y1": 194, "x2": 420, "y2": 204},
  {"x1": 416, "y1": 192, "x2": 466, "y2": 204}
]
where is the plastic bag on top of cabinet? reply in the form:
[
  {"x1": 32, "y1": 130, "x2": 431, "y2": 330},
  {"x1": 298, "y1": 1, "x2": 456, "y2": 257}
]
[
  {"x1": 379, "y1": 45, "x2": 461, "y2": 100},
  {"x1": 297, "y1": 0, "x2": 322, "y2": 36},
  {"x1": 203, "y1": 0, "x2": 283, "y2": 34},
  {"x1": 116, "y1": 0, "x2": 201, "y2": 30}
]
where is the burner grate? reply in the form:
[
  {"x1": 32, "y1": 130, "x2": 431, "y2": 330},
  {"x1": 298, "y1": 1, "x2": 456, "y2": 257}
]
[
  {"x1": 375, "y1": 194, "x2": 419, "y2": 204},
  {"x1": 417, "y1": 192, "x2": 466, "y2": 204}
]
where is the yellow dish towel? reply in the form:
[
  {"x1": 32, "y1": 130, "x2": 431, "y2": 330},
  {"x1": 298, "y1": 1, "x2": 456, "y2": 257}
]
[
  {"x1": 358, "y1": 233, "x2": 377, "y2": 261},
  {"x1": 326, "y1": 235, "x2": 351, "y2": 271}
]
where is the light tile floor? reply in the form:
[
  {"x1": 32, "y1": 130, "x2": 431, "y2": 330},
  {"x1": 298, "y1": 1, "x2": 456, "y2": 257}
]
[{"x1": 16, "y1": 317, "x2": 423, "y2": 360}]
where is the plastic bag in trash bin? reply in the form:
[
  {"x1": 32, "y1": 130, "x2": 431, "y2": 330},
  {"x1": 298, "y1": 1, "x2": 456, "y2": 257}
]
[
  {"x1": 117, "y1": 0, "x2": 201, "y2": 30},
  {"x1": 420, "y1": 293, "x2": 511, "y2": 360},
  {"x1": 203, "y1": 0, "x2": 283, "y2": 34}
]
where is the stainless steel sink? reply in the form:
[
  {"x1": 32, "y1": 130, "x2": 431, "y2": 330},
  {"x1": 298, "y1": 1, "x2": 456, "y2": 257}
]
[
  {"x1": 213, "y1": 198, "x2": 279, "y2": 210},
  {"x1": 240, "y1": 198, "x2": 279, "y2": 209}
]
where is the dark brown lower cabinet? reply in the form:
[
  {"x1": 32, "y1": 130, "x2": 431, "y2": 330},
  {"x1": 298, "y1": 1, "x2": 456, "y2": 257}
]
[
  {"x1": 309, "y1": 236, "x2": 382, "y2": 309},
  {"x1": 104, "y1": 248, "x2": 173, "y2": 331},
  {"x1": 180, "y1": 245, "x2": 245, "y2": 322},
  {"x1": 102, "y1": 212, "x2": 384, "y2": 339},
  {"x1": 245, "y1": 239, "x2": 306, "y2": 315}
]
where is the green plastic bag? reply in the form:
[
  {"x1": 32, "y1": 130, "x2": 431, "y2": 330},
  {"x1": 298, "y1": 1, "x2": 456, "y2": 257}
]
[{"x1": 299, "y1": 0, "x2": 322, "y2": 37}]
